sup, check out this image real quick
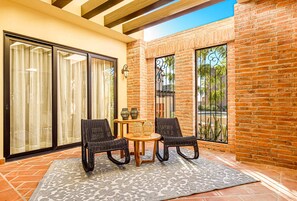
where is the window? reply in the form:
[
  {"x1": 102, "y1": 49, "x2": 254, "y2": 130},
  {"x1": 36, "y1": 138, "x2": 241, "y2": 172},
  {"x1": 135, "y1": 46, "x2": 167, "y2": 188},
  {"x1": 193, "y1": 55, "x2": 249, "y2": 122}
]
[
  {"x1": 155, "y1": 55, "x2": 175, "y2": 118},
  {"x1": 196, "y1": 45, "x2": 228, "y2": 143},
  {"x1": 4, "y1": 33, "x2": 117, "y2": 159}
]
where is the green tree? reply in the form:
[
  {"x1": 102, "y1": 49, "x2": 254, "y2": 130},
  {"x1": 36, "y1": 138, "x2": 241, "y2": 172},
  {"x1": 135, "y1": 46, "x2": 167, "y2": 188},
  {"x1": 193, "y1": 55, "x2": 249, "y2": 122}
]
[{"x1": 197, "y1": 46, "x2": 226, "y2": 110}]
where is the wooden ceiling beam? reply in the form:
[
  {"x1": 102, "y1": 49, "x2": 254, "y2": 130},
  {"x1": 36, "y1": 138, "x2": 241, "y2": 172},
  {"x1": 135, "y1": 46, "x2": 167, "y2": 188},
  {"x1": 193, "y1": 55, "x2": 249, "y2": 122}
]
[
  {"x1": 237, "y1": 0, "x2": 251, "y2": 3},
  {"x1": 52, "y1": 0, "x2": 73, "y2": 8},
  {"x1": 123, "y1": 0, "x2": 223, "y2": 35},
  {"x1": 82, "y1": 0, "x2": 124, "y2": 19},
  {"x1": 104, "y1": 0, "x2": 174, "y2": 28}
]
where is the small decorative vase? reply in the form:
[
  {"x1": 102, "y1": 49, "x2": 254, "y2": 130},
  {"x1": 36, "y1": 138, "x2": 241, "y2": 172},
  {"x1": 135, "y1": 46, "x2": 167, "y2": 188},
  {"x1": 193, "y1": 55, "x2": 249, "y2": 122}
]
[
  {"x1": 130, "y1": 108, "x2": 138, "y2": 119},
  {"x1": 121, "y1": 108, "x2": 130, "y2": 120}
]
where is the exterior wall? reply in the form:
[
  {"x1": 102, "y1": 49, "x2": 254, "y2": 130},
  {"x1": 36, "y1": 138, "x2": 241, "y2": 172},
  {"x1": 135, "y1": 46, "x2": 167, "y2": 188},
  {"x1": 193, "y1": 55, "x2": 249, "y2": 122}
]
[
  {"x1": 174, "y1": 49, "x2": 195, "y2": 137},
  {"x1": 127, "y1": 18, "x2": 236, "y2": 152},
  {"x1": 0, "y1": 0, "x2": 129, "y2": 160},
  {"x1": 234, "y1": 0, "x2": 297, "y2": 169},
  {"x1": 146, "y1": 58, "x2": 155, "y2": 124}
]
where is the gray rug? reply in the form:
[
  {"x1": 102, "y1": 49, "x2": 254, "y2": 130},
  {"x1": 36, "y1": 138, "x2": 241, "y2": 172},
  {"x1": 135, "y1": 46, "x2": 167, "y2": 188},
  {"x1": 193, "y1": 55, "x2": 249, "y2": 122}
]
[{"x1": 30, "y1": 149, "x2": 257, "y2": 201}]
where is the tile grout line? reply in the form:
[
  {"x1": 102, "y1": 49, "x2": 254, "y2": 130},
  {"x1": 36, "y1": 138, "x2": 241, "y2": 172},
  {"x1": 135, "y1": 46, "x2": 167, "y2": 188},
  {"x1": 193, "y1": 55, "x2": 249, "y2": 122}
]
[{"x1": 0, "y1": 173, "x2": 26, "y2": 201}]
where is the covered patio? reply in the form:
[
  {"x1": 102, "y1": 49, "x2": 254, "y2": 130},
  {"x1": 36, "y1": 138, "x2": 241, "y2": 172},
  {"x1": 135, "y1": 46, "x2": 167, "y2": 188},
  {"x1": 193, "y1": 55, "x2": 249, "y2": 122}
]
[
  {"x1": 0, "y1": 145, "x2": 297, "y2": 200},
  {"x1": 0, "y1": 0, "x2": 297, "y2": 200}
]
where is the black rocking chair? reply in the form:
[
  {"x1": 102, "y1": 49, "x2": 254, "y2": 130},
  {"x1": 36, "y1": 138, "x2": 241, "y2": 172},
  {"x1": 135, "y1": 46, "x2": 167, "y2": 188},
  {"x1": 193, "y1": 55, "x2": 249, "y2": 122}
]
[
  {"x1": 155, "y1": 118, "x2": 199, "y2": 162},
  {"x1": 81, "y1": 119, "x2": 130, "y2": 172}
]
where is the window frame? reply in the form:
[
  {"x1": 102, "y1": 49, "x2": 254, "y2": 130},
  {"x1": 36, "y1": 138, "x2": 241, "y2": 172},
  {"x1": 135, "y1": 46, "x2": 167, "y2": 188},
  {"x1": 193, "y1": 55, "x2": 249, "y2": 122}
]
[
  {"x1": 154, "y1": 54, "x2": 175, "y2": 118},
  {"x1": 195, "y1": 44, "x2": 228, "y2": 144}
]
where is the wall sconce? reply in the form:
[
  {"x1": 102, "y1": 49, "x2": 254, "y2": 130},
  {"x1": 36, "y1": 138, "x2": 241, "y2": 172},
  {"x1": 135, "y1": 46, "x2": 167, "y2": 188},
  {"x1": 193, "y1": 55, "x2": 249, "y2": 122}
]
[{"x1": 121, "y1": 64, "x2": 129, "y2": 78}]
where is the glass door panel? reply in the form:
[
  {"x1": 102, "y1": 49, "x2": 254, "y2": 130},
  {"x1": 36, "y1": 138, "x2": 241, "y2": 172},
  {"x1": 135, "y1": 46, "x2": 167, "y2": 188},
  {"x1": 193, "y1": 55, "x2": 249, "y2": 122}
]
[
  {"x1": 57, "y1": 50, "x2": 87, "y2": 146},
  {"x1": 10, "y1": 40, "x2": 52, "y2": 154},
  {"x1": 91, "y1": 58, "x2": 114, "y2": 130}
]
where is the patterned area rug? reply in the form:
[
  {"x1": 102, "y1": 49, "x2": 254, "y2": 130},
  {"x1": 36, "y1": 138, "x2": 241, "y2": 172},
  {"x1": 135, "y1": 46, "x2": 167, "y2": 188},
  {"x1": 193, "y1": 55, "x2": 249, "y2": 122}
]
[{"x1": 30, "y1": 149, "x2": 257, "y2": 201}]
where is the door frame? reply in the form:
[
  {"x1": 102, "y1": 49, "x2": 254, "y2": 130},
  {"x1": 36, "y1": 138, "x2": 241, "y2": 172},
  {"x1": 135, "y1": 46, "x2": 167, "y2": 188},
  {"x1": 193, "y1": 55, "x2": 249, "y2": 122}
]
[{"x1": 3, "y1": 32, "x2": 118, "y2": 160}]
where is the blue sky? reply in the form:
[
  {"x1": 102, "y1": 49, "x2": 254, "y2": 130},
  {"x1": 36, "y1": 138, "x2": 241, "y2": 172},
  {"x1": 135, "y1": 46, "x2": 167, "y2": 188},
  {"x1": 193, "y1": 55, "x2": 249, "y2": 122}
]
[{"x1": 144, "y1": 0, "x2": 237, "y2": 41}]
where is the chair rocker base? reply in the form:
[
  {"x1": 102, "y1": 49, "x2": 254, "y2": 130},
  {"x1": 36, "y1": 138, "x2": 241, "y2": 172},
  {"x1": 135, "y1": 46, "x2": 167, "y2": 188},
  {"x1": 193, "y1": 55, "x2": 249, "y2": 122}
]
[
  {"x1": 82, "y1": 147, "x2": 95, "y2": 172},
  {"x1": 107, "y1": 149, "x2": 130, "y2": 165},
  {"x1": 82, "y1": 147, "x2": 130, "y2": 172},
  {"x1": 176, "y1": 146, "x2": 199, "y2": 160},
  {"x1": 156, "y1": 141, "x2": 199, "y2": 162}
]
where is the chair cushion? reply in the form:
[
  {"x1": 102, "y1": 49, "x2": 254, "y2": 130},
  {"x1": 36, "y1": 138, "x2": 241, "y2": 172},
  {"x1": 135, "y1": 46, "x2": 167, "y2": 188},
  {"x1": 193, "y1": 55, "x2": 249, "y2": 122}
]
[
  {"x1": 87, "y1": 138, "x2": 128, "y2": 153},
  {"x1": 163, "y1": 136, "x2": 197, "y2": 146}
]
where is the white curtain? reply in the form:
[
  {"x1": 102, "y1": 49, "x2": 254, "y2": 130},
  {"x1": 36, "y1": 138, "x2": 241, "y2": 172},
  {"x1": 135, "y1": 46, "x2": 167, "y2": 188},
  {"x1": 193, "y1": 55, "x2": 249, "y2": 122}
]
[
  {"x1": 91, "y1": 58, "x2": 114, "y2": 129},
  {"x1": 10, "y1": 43, "x2": 52, "y2": 154},
  {"x1": 57, "y1": 52, "x2": 87, "y2": 145}
]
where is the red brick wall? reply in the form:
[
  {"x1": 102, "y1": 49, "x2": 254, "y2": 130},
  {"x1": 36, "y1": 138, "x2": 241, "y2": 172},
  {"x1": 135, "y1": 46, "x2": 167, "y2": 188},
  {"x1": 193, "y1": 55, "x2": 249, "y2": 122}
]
[
  {"x1": 127, "y1": 40, "x2": 147, "y2": 119},
  {"x1": 127, "y1": 18, "x2": 236, "y2": 152},
  {"x1": 146, "y1": 58, "x2": 155, "y2": 124},
  {"x1": 174, "y1": 49, "x2": 195, "y2": 137},
  {"x1": 235, "y1": 0, "x2": 297, "y2": 168}
]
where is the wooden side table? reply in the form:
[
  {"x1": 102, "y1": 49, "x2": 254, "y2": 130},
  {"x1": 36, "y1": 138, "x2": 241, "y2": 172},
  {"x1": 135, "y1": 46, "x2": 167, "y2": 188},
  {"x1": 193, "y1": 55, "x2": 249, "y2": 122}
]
[
  {"x1": 114, "y1": 119, "x2": 147, "y2": 157},
  {"x1": 125, "y1": 133, "x2": 161, "y2": 167}
]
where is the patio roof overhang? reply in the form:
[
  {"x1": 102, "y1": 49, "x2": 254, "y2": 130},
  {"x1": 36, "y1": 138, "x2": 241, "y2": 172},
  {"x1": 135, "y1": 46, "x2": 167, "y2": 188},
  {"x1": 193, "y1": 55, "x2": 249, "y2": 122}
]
[{"x1": 48, "y1": 0, "x2": 224, "y2": 36}]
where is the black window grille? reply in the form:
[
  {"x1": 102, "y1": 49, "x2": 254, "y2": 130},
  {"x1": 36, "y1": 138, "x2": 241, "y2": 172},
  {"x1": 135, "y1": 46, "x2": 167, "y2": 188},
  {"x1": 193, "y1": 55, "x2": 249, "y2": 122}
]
[
  {"x1": 196, "y1": 45, "x2": 228, "y2": 143},
  {"x1": 155, "y1": 55, "x2": 175, "y2": 118}
]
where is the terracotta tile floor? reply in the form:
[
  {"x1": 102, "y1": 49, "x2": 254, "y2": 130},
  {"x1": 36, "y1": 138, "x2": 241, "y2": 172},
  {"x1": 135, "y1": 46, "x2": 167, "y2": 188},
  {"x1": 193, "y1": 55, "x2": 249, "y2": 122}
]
[{"x1": 1, "y1": 143, "x2": 297, "y2": 201}]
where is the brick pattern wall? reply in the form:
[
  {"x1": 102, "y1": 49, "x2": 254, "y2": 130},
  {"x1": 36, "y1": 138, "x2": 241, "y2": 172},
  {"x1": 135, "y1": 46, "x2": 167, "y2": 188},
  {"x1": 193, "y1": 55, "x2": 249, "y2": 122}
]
[
  {"x1": 146, "y1": 18, "x2": 235, "y2": 59},
  {"x1": 235, "y1": 0, "x2": 297, "y2": 168},
  {"x1": 175, "y1": 49, "x2": 195, "y2": 137},
  {"x1": 146, "y1": 58, "x2": 155, "y2": 124},
  {"x1": 127, "y1": 17, "x2": 236, "y2": 152},
  {"x1": 127, "y1": 40, "x2": 147, "y2": 119}
]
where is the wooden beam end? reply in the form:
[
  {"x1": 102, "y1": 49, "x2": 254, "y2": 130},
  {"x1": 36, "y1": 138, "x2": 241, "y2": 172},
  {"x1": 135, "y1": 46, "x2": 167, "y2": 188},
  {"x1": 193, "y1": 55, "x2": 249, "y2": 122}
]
[{"x1": 52, "y1": 0, "x2": 73, "y2": 8}]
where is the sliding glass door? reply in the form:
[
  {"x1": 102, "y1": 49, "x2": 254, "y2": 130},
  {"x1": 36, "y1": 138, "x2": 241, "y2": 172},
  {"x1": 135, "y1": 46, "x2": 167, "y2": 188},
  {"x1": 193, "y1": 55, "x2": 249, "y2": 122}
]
[
  {"x1": 57, "y1": 50, "x2": 88, "y2": 146},
  {"x1": 4, "y1": 33, "x2": 118, "y2": 160},
  {"x1": 9, "y1": 40, "x2": 52, "y2": 154},
  {"x1": 91, "y1": 57, "x2": 115, "y2": 130}
]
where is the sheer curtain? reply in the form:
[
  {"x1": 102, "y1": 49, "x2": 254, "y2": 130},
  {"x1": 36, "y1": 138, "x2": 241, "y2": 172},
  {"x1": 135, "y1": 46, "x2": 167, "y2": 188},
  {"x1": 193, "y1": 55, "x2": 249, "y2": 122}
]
[
  {"x1": 10, "y1": 42, "x2": 52, "y2": 154},
  {"x1": 57, "y1": 51, "x2": 87, "y2": 145},
  {"x1": 91, "y1": 58, "x2": 114, "y2": 130}
]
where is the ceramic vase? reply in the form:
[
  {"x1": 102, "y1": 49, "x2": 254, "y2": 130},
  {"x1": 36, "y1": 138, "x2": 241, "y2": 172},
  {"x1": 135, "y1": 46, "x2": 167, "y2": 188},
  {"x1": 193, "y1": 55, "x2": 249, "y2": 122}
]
[
  {"x1": 121, "y1": 108, "x2": 129, "y2": 120},
  {"x1": 130, "y1": 108, "x2": 138, "y2": 119}
]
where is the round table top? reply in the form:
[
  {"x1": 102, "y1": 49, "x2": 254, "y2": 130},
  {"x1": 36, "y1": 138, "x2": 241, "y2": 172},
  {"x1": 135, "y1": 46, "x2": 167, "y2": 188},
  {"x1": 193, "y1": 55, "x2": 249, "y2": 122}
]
[
  {"x1": 114, "y1": 119, "x2": 147, "y2": 123},
  {"x1": 125, "y1": 133, "x2": 161, "y2": 141}
]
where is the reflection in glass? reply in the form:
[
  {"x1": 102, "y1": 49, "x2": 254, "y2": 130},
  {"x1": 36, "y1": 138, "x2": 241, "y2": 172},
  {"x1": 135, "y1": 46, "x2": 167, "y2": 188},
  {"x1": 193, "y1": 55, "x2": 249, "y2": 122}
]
[
  {"x1": 10, "y1": 41, "x2": 52, "y2": 154},
  {"x1": 91, "y1": 58, "x2": 114, "y2": 131},
  {"x1": 57, "y1": 51, "x2": 87, "y2": 145}
]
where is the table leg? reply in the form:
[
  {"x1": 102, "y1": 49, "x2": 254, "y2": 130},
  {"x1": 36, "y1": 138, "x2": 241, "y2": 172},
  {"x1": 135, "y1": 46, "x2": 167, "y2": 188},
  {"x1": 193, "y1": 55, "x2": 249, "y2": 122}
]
[
  {"x1": 134, "y1": 141, "x2": 141, "y2": 167},
  {"x1": 120, "y1": 123, "x2": 124, "y2": 158},
  {"x1": 141, "y1": 122, "x2": 145, "y2": 155},
  {"x1": 152, "y1": 140, "x2": 157, "y2": 162},
  {"x1": 142, "y1": 141, "x2": 145, "y2": 155},
  {"x1": 141, "y1": 140, "x2": 158, "y2": 164}
]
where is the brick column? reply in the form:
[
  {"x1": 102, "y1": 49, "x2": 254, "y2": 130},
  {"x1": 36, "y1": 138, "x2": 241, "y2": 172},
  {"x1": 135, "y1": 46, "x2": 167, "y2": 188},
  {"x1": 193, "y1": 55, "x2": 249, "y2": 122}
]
[
  {"x1": 146, "y1": 58, "x2": 155, "y2": 123},
  {"x1": 127, "y1": 39, "x2": 147, "y2": 119}
]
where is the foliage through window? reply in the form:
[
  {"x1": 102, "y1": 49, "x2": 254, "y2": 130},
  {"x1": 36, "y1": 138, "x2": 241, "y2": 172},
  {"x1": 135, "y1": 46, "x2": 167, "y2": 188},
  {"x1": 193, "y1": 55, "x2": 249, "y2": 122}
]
[
  {"x1": 155, "y1": 55, "x2": 175, "y2": 118},
  {"x1": 196, "y1": 45, "x2": 228, "y2": 143}
]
